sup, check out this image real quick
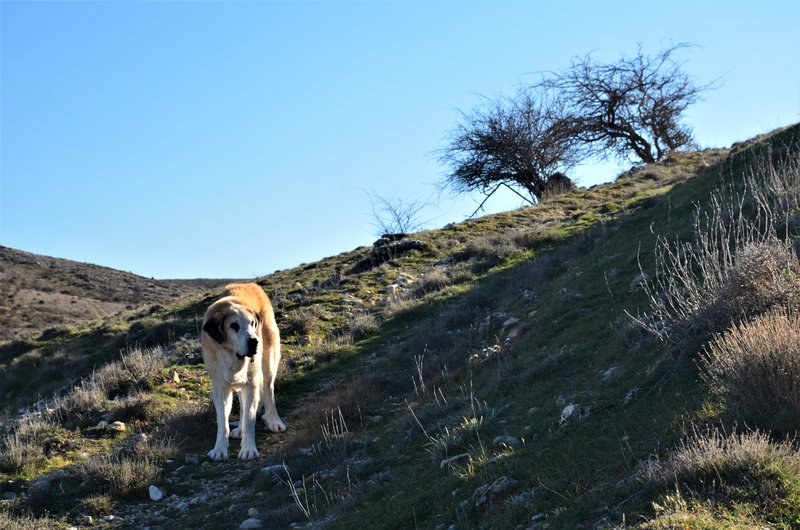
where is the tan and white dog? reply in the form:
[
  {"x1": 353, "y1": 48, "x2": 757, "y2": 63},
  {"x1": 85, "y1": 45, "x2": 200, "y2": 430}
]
[{"x1": 201, "y1": 283, "x2": 286, "y2": 461}]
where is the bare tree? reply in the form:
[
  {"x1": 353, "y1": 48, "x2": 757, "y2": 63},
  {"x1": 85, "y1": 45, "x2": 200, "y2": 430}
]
[
  {"x1": 438, "y1": 87, "x2": 585, "y2": 207},
  {"x1": 367, "y1": 191, "x2": 428, "y2": 236},
  {"x1": 543, "y1": 43, "x2": 708, "y2": 163}
]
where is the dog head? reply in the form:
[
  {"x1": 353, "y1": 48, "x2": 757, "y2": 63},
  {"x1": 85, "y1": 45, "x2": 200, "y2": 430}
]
[{"x1": 202, "y1": 298, "x2": 262, "y2": 360}]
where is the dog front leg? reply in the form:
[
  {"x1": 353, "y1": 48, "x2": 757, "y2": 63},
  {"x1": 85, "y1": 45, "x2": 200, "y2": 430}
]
[
  {"x1": 208, "y1": 384, "x2": 233, "y2": 461},
  {"x1": 261, "y1": 370, "x2": 286, "y2": 433},
  {"x1": 237, "y1": 385, "x2": 260, "y2": 460}
]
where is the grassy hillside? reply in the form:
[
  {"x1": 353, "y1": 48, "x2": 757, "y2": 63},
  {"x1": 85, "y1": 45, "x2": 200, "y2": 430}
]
[
  {"x1": 0, "y1": 245, "x2": 232, "y2": 343},
  {"x1": 1, "y1": 123, "x2": 799, "y2": 529}
]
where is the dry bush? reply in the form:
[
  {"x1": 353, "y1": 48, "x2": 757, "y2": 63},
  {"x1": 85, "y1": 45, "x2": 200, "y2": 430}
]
[
  {"x1": 49, "y1": 382, "x2": 107, "y2": 425},
  {"x1": 76, "y1": 454, "x2": 160, "y2": 498},
  {"x1": 282, "y1": 308, "x2": 323, "y2": 341},
  {"x1": 0, "y1": 416, "x2": 51, "y2": 473},
  {"x1": 381, "y1": 290, "x2": 423, "y2": 320},
  {"x1": 348, "y1": 313, "x2": 380, "y2": 341},
  {"x1": 636, "y1": 147, "x2": 800, "y2": 354},
  {"x1": 111, "y1": 391, "x2": 166, "y2": 423},
  {"x1": 462, "y1": 232, "x2": 524, "y2": 266},
  {"x1": 414, "y1": 267, "x2": 452, "y2": 296},
  {"x1": 50, "y1": 347, "x2": 167, "y2": 423},
  {"x1": 75, "y1": 435, "x2": 174, "y2": 498},
  {"x1": 701, "y1": 308, "x2": 800, "y2": 431},
  {"x1": 637, "y1": 427, "x2": 800, "y2": 514}
]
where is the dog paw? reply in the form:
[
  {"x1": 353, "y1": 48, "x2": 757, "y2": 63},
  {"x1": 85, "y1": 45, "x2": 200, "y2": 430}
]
[
  {"x1": 238, "y1": 445, "x2": 260, "y2": 460},
  {"x1": 207, "y1": 447, "x2": 228, "y2": 461},
  {"x1": 263, "y1": 416, "x2": 287, "y2": 432},
  {"x1": 230, "y1": 427, "x2": 242, "y2": 439}
]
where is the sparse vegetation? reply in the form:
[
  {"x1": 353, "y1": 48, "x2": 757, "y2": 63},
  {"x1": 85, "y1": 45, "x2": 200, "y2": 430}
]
[
  {"x1": 1, "y1": 124, "x2": 799, "y2": 529},
  {"x1": 636, "y1": 428, "x2": 800, "y2": 527},
  {"x1": 702, "y1": 308, "x2": 800, "y2": 431}
]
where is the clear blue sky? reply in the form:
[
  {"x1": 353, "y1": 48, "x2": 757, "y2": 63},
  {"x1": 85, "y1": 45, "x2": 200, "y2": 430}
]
[{"x1": 2, "y1": 1, "x2": 798, "y2": 279}]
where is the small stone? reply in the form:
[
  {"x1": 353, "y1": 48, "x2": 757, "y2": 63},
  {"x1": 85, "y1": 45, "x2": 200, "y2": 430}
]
[
  {"x1": 472, "y1": 476, "x2": 517, "y2": 507},
  {"x1": 172, "y1": 371, "x2": 181, "y2": 384},
  {"x1": 48, "y1": 469, "x2": 66, "y2": 481},
  {"x1": 493, "y1": 435, "x2": 520, "y2": 448},
  {"x1": 149, "y1": 485, "x2": 164, "y2": 501},
  {"x1": 95, "y1": 420, "x2": 109, "y2": 429},
  {"x1": 440, "y1": 453, "x2": 470, "y2": 469},
  {"x1": 260, "y1": 464, "x2": 289, "y2": 479},
  {"x1": 239, "y1": 518, "x2": 263, "y2": 530},
  {"x1": 559, "y1": 287, "x2": 570, "y2": 295},
  {"x1": 109, "y1": 421, "x2": 126, "y2": 432},
  {"x1": 83, "y1": 515, "x2": 94, "y2": 525},
  {"x1": 185, "y1": 453, "x2": 200, "y2": 465},
  {"x1": 502, "y1": 317, "x2": 520, "y2": 328},
  {"x1": 176, "y1": 501, "x2": 189, "y2": 511},
  {"x1": 600, "y1": 366, "x2": 620, "y2": 380},
  {"x1": 624, "y1": 387, "x2": 641, "y2": 406},
  {"x1": 247, "y1": 507, "x2": 259, "y2": 517},
  {"x1": 2, "y1": 491, "x2": 18, "y2": 500},
  {"x1": 29, "y1": 478, "x2": 50, "y2": 494}
]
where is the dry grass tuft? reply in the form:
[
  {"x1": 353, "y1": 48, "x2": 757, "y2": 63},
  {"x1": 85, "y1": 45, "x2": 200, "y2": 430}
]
[
  {"x1": 637, "y1": 427, "x2": 800, "y2": 520},
  {"x1": 702, "y1": 308, "x2": 800, "y2": 430},
  {"x1": 74, "y1": 435, "x2": 175, "y2": 498}
]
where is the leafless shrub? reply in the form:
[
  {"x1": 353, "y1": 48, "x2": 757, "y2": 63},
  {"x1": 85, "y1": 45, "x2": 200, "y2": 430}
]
[
  {"x1": 348, "y1": 313, "x2": 380, "y2": 341},
  {"x1": 381, "y1": 291, "x2": 422, "y2": 320},
  {"x1": 75, "y1": 435, "x2": 174, "y2": 498},
  {"x1": 282, "y1": 309, "x2": 322, "y2": 342},
  {"x1": 709, "y1": 241, "x2": 800, "y2": 323},
  {"x1": 111, "y1": 391, "x2": 166, "y2": 423},
  {"x1": 702, "y1": 308, "x2": 800, "y2": 430},
  {"x1": 414, "y1": 267, "x2": 451, "y2": 296},
  {"x1": 634, "y1": 147, "x2": 800, "y2": 354},
  {"x1": 49, "y1": 382, "x2": 107, "y2": 424},
  {"x1": 367, "y1": 191, "x2": 429, "y2": 236},
  {"x1": 0, "y1": 416, "x2": 50, "y2": 473},
  {"x1": 76, "y1": 454, "x2": 160, "y2": 498},
  {"x1": 117, "y1": 346, "x2": 168, "y2": 383},
  {"x1": 462, "y1": 233, "x2": 523, "y2": 267}
]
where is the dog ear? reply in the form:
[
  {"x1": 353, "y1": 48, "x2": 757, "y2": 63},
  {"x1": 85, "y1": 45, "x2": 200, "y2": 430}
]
[{"x1": 203, "y1": 312, "x2": 226, "y2": 344}]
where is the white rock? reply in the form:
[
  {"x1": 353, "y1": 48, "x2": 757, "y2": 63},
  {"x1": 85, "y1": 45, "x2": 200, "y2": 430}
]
[
  {"x1": 109, "y1": 421, "x2": 126, "y2": 432},
  {"x1": 502, "y1": 317, "x2": 520, "y2": 328},
  {"x1": 239, "y1": 517, "x2": 263, "y2": 529},
  {"x1": 148, "y1": 485, "x2": 164, "y2": 502},
  {"x1": 601, "y1": 366, "x2": 620, "y2": 379},
  {"x1": 247, "y1": 507, "x2": 259, "y2": 517},
  {"x1": 176, "y1": 501, "x2": 189, "y2": 511}
]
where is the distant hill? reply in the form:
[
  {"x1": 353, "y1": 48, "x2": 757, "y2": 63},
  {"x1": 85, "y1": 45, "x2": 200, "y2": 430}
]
[{"x1": 0, "y1": 245, "x2": 232, "y2": 342}]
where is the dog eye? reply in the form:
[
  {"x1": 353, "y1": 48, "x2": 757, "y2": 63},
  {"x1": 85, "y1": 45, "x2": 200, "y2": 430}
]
[{"x1": 230, "y1": 322, "x2": 240, "y2": 332}]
